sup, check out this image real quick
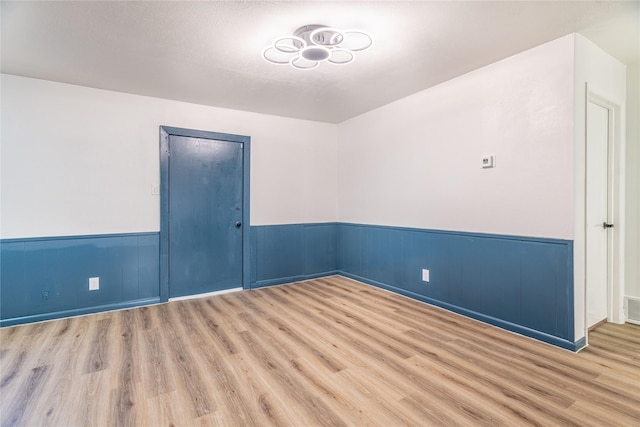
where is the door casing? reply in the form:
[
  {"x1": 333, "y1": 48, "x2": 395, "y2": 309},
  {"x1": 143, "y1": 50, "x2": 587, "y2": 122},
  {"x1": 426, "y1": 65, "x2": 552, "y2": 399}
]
[
  {"x1": 583, "y1": 90, "x2": 625, "y2": 344},
  {"x1": 159, "y1": 126, "x2": 251, "y2": 302},
  {"x1": 585, "y1": 100, "x2": 611, "y2": 329}
]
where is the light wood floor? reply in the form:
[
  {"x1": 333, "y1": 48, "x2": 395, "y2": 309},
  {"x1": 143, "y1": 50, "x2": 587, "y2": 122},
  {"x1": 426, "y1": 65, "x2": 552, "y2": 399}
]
[{"x1": 1, "y1": 276, "x2": 639, "y2": 427}]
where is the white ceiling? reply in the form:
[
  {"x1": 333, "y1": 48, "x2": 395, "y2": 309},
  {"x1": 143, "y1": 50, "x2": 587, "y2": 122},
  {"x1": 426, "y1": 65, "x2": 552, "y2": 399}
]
[{"x1": 2, "y1": 1, "x2": 638, "y2": 123}]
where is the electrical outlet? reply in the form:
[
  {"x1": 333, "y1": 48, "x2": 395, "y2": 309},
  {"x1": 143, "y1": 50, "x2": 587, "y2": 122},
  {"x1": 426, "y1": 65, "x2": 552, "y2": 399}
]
[
  {"x1": 422, "y1": 269, "x2": 430, "y2": 282},
  {"x1": 89, "y1": 277, "x2": 100, "y2": 291}
]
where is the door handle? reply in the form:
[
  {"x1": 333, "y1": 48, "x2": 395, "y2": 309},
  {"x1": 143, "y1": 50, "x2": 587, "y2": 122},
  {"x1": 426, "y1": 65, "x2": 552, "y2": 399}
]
[
  {"x1": 235, "y1": 221, "x2": 242, "y2": 229},
  {"x1": 603, "y1": 222, "x2": 614, "y2": 229}
]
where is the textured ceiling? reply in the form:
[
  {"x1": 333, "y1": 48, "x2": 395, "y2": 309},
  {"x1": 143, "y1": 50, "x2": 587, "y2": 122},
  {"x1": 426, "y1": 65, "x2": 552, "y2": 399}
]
[{"x1": 2, "y1": 1, "x2": 638, "y2": 123}]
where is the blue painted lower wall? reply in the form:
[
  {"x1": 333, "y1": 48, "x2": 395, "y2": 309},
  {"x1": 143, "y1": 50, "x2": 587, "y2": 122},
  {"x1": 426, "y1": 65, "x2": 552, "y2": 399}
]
[
  {"x1": 251, "y1": 223, "x2": 338, "y2": 288},
  {"x1": 250, "y1": 222, "x2": 575, "y2": 349},
  {"x1": 0, "y1": 225, "x2": 337, "y2": 326},
  {"x1": 1, "y1": 223, "x2": 576, "y2": 350},
  {"x1": 337, "y1": 223, "x2": 574, "y2": 350},
  {"x1": 0, "y1": 233, "x2": 160, "y2": 326}
]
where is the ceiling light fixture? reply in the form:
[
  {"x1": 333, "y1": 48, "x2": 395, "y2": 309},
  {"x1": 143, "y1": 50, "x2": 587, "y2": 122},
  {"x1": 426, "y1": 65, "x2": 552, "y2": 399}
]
[{"x1": 262, "y1": 24, "x2": 373, "y2": 70}]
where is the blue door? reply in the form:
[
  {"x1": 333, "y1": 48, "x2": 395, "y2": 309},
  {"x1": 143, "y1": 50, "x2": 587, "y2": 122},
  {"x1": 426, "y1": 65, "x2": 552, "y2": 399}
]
[{"x1": 167, "y1": 134, "x2": 244, "y2": 298}]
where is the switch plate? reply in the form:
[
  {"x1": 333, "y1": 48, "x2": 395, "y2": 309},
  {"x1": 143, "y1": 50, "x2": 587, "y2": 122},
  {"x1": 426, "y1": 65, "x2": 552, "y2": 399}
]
[
  {"x1": 89, "y1": 277, "x2": 100, "y2": 291},
  {"x1": 151, "y1": 184, "x2": 160, "y2": 195},
  {"x1": 481, "y1": 154, "x2": 495, "y2": 168},
  {"x1": 422, "y1": 269, "x2": 430, "y2": 282}
]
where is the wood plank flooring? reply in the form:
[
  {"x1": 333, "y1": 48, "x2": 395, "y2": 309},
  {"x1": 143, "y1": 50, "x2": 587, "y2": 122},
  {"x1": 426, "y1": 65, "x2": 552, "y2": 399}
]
[{"x1": 1, "y1": 276, "x2": 639, "y2": 426}]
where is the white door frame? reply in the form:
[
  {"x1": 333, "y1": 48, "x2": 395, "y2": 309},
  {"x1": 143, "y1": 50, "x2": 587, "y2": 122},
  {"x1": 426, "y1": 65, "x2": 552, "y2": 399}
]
[{"x1": 584, "y1": 88, "x2": 626, "y2": 343}]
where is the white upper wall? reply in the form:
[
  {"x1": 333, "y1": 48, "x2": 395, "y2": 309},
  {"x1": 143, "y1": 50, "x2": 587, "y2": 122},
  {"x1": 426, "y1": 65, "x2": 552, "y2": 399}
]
[
  {"x1": 0, "y1": 74, "x2": 338, "y2": 238},
  {"x1": 337, "y1": 35, "x2": 576, "y2": 239}
]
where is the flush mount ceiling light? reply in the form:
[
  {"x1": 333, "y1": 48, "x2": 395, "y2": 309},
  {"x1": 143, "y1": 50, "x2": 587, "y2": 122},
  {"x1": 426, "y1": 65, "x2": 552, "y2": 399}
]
[{"x1": 262, "y1": 24, "x2": 373, "y2": 70}]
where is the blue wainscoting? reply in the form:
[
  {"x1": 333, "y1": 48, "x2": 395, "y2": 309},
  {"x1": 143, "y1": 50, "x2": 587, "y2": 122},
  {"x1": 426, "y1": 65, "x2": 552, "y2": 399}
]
[
  {"x1": 337, "y1": 223, "x2": 575, "y2": 350},
  {"x1": 251, "y1": 223, "x2": 338, "y2": 288},
  {"x1": 0, "y1": 233, "x2": 160, "y2": 327},
  {"x1": 1, "y1": 223, "x2": 576, "y2": 350}
]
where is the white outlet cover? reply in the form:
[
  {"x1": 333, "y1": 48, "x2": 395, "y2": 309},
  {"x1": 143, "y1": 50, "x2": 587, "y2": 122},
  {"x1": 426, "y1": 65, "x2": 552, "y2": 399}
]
[
  {"x1": 89, "y1": 277, "x2": 100, "y2": 291},
  {"x1": 422, "y1": 269, "x2": 430, "y2": 282},
  {"x1": 481, "y1": 154, "x2": 495, "y2": 168}
]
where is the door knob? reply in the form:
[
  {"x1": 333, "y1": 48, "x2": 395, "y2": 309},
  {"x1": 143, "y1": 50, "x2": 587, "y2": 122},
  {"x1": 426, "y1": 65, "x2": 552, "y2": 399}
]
[
  {"x1": 235, "y1": 221, "x2": 242, "y2": 228},
  {"x1": 603, "y1": 222, "x2": 614, "y2": 229}
]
